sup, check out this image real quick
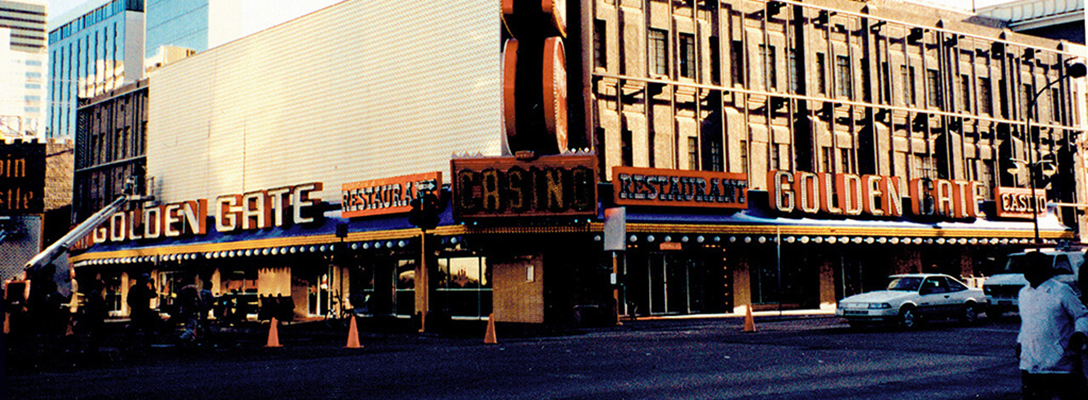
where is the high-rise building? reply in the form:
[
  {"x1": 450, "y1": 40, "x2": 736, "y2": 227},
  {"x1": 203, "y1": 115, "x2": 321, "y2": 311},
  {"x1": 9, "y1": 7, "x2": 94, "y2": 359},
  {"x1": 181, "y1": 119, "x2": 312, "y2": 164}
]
[
  {"x1": 0, "y1": 0, "x2": 47, "y2": 139},
  {"x1": 144, "y1": 0, "x2": 342, "y2": 65},
  {"x1": 46, "y1": 0, "x2": 144, "y2": 139}
]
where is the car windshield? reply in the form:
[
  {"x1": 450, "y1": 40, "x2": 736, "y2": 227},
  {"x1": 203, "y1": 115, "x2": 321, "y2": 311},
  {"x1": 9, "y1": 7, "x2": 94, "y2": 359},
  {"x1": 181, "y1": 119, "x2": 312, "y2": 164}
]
[
  {"x1": 887, "y1": 277, "x2": 923, "y2": 291},
  {"x1": 1005, "y1": 254, "x2": 1053, "y2": 273}
]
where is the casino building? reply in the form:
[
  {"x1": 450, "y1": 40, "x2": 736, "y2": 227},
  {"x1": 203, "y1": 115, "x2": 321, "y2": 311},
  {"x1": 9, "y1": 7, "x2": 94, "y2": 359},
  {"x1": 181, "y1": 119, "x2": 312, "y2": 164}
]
[{"x1": 68, "y1": 0, "x2": 1088, "y2": 325}]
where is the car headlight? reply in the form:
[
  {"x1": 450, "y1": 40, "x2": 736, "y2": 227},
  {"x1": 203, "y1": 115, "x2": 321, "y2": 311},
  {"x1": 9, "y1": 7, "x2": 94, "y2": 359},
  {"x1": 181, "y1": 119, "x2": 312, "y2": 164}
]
[{"x1": 868, "y1": 303, "x2": 891, "y2": 309}]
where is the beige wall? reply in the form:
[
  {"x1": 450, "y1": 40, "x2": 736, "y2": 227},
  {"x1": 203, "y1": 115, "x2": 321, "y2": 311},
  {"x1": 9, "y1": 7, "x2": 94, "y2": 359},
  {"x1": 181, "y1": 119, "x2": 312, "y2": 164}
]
[
  {"x1": 492, "y1": 254, "x2": 544, "y2": 323},
  {"x1": 147, "y1": 0, "x2": 501, "y2": 204}
]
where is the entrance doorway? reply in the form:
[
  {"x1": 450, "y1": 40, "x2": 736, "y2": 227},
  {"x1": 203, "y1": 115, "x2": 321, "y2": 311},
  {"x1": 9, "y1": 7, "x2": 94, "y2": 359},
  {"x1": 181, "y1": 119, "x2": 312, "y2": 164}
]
[{"x1": 627, "y1": 252, "x2": 722, "y2": 316}]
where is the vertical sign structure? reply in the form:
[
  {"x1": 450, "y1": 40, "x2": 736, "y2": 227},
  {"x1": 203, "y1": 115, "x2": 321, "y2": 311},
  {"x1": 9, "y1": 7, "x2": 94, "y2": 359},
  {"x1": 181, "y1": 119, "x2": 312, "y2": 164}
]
[
  {"x1": 502, "y1": 0, "x2": 568, "y2": 155},
  {"x1": 0, "y1": 141, "x2": 46, "y2": 215}
]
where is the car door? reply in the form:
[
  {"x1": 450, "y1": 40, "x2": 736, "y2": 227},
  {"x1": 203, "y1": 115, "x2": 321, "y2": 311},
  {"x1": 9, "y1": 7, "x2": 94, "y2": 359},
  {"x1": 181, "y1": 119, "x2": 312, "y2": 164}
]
[
  {"x1": 917, "y1": 277, "x2": 949, "y2": 318},
  {"x1": 943, "y1": 277, "x2": 973, "y2": 316}
]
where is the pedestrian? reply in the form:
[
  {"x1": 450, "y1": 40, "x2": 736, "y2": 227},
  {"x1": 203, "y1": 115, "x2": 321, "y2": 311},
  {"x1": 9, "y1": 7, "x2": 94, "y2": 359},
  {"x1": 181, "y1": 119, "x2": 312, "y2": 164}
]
[
  {"x1": 1017, "y1": 251, "x2": 1088, "y2": 400},
  {"x1": 79, "y1": 278, "x2": 109, "y2": 351},
  {"x1": 126, "y1": 273, "x2": 158, "y2": 345},
  {"x1": 177, "y1": 284, "x2": 201, "y2": 343}
]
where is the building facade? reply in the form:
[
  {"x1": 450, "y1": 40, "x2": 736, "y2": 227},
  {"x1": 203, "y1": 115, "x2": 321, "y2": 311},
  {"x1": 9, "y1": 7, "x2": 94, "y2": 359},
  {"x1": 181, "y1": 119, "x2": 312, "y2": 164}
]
[
  {"x1": 68, "y1": 0, "x2": 1088, "y2": 326},
  {"x1": 46, "y1": 0, "x2": 144, "y2": 139},
  {"x1": 587, "y1": 0, "x2": 1087, "y2": 314},
  {"x1": 0, "y1": 0, "x2": 47, "y2": 139}
]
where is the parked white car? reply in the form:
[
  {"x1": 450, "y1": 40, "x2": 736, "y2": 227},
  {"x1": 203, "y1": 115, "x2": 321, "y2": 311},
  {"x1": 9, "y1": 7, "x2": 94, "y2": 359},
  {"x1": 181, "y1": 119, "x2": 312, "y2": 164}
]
[{"x1": 836, "y1": 273, "x2": 988, "y2": 328}]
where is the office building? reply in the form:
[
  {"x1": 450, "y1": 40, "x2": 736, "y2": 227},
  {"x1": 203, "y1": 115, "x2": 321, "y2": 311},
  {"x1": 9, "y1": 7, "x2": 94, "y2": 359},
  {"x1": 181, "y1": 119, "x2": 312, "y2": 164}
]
[{"x1": 0, "y1": 0, "x2": 47, "y2": 139}]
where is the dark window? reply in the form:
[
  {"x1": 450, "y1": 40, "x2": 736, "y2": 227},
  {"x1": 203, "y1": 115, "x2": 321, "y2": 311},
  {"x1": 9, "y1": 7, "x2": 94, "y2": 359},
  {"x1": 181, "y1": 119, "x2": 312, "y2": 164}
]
[
  {"x1": 739, "y1": 140, "x2": 749, "y2": 174},
  {"x1": 761, "y1": 44, "x2": 776, "y2": 89},
  {"x1": 594, "y1": 20, "x2": 607, "y2": 69},
  {"x1": 680, "y1": 33, "x2": 696, "y2": 78},
  {"x1": 688, "y1": 137, "x2": 698, "y2": 170},
  {"x1": 621, "y1": 128, "x2": 633, "y2": 166},
  {"x1": 961, "y1": 74, "x2": 971, "y2": 112},
  {"x1": 926, "y1": 69, "x2": 941, "y2": 108},
  {"x1": 840, "y1": 148, "x2": 852, "y2": 173},
  {"x1": 650, "y1": 29, "x2": 668, "y2": 76},
  {"x1": 815, "y1": 53, "x2": 826, "y2": 95},
  {"x1": 821, "y1": 147, "x2": 832, "y2": 172},
  {"x1": 709, "y1": 36, "x2": 721, "y2": 84},
  {"x1": 1022, "y1": 83, "x2": 1035, "y2": 119},
  {"x1": 979, "y1": 77, "x2": 992, "y2": 115},
  {"x1": 1051, "y1": 87, "x2": 1061, "y2": 121},
  {"x1": 901, "y1": 66, "x2": 911, "y2": 105},
  {"x1": 731, "y1": 41, "x2": 744, "y2": 86},
  {"x1": 999, "y1": 79, "x2": 1009, "y2": 117},
  {"x1": 789, "y1": 49, "x2": 801, "y2": 93},
  {"x1": 836, "y1": 55, "x2": 851, "y2": 99}
]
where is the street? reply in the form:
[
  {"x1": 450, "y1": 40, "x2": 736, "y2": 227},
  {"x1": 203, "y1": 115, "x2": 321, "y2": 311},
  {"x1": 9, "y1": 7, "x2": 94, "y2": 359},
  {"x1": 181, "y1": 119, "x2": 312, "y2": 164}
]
[{"x1": 7, "y1": 315, "x2": 1022, "y2": 400}]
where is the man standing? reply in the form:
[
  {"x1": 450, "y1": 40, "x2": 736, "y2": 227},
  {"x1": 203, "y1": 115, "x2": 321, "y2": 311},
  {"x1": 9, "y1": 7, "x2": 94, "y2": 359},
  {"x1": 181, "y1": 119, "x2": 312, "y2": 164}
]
[
  {"x1": 126, "y1": 274, "x2": 158, "y2": 345},
  {"x1": 1017, "y1": 252, "x2": 1088, "y2": 400}
]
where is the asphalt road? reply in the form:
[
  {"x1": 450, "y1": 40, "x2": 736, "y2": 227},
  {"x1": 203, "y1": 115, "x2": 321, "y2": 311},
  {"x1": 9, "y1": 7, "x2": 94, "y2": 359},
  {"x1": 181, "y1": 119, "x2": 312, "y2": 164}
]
[{"x1": 6, "y1": 316, "x2": 1024, "y2": 400}]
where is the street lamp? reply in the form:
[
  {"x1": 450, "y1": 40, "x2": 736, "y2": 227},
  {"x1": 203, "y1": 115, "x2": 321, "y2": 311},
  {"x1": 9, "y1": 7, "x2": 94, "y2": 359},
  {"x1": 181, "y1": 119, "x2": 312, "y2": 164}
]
[{"x1": 1024, "y1": 60, "x2": 1087, "y2": 245}]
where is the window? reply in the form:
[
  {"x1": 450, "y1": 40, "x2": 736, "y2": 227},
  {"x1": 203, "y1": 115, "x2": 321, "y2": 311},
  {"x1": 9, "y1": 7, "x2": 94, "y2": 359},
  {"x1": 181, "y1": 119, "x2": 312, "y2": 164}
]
[
  {"x1": 739, "y1": 140, "x2": 749, "y2": 174},
  {"x1": 979, "y1": 77, "x2": 992, "y2": 115},
  {"x1": 835, "y1": 55, "x2": 851, "y2": 98},
  {"x1": 594, "y1": 20, "x2": 607, "y2": 69},
  {"x1": 840, "y1": 148, "x2": 853, "y2": 173},
  {"x1": 1051, "y1": 88, "x2": 1061, "y2": 121},
  {"x1": 926, "y1": 69, "x2": 941, "y2": 108},
  {"x1": 815, "y1": 53, "x2": 826, "y2": 95},
  {"x1": 709, "y1": 36, "x2": 721, "y2": 84},
  {"x1": 621, "y1": 128, "x2": 633, "y2": 166},
  {"x1": 760, "y1": 44, "x2": 777, "y2": 89},
  {"x1": 821, "y1": 147, "x2": 833, "y2": 172},
  {"x1": 770, "y1": 144, "x2": 780, "y2": 170},
  {"x1": 650, "y1": 29, "x2": 668, "y2": 76},
  {"x1": 731, "y1": 41, "x2": 744, "y2": 85},
  {"x1": 436, "y1": 256, "x2": 492, "y2": 318},
  {"x1": 789, "y1": 50, "x2": 801, "y2": 93},
  {"x1": 999, "y1": 79, "x2": 1009, "y2": 117},
  {"x1": 960, "y1": 74, "x2": 971, "y2": 112},
  {"x1": 1022, "y1": 83, "x2": 1035, "y2": 119},
  {"x1": 901, "y1": 66, "x2": 913, "y2": 105},
  {"x1": 680, "y1": 33, "x2": 696, "y2": 78},
  {"x1": 882, "y1": 62, "x2": 892, "y2": 103},
  {"x1": 688, "y1": 137, "x2": 698, "y2": 170}
]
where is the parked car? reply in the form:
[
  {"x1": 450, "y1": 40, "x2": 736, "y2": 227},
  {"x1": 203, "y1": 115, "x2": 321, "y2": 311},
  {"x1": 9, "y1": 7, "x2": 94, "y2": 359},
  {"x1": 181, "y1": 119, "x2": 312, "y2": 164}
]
[
  {"x1": 836, "y1": 273, "x2": 988, "y2": 328},
  {"x1": 983, "y1": 249, "x2": 1085, "y2": 319}
]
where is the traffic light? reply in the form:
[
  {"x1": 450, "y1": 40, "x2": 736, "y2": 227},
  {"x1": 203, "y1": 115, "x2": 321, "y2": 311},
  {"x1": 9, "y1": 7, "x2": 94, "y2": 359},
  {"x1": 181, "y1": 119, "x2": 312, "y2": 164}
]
[{"x1": 409, "y1": 192, "x2": 440, "y2": 231}]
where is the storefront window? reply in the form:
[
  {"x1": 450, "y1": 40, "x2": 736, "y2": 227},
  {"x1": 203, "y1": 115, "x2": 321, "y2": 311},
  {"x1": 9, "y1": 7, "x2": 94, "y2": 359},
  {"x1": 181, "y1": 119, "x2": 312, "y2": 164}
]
[
  {"x1": 436, "y1": 256, "x2": 492, "y2": 318},
  {"x1": 395, "y1": 259, "x2": 416, "y2": 317}
]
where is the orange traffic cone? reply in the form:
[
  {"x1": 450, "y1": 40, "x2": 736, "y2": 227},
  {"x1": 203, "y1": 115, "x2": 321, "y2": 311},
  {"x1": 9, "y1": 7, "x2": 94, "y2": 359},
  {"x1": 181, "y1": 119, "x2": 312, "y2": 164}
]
[
  {"x1": 743, "y1": 305, "x2": 756, "y2": 333},
  {"x1": 265, "y1": 317, "x2": 282, "y2": 347},
  {"x1": 484, "y1": 313, "x2": 497, "y2": 344},
  {"x1": 4, "y1": 312, "x2": 10, "y2": 334},
  {"x1": 345, "y1": 315, "x2": 363, "y2": 349},
  {"x1": 64, "y1": 316, "x2": 75, "y2": 336}
]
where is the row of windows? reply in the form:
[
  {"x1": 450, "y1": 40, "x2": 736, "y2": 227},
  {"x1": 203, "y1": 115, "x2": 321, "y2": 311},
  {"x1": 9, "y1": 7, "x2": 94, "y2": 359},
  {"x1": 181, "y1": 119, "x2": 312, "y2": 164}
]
[
  {"x1": 597, "y1": 23, "x2": 1071, "y2": 124},
  {"x1": 48, "y1": 0, "x2": 142, "y2": 44}
]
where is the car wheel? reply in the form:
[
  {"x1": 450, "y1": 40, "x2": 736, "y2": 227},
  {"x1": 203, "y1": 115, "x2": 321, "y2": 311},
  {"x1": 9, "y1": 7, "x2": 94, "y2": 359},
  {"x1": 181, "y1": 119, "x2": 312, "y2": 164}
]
[
  {"x1": 899, "y1": 307, "x2": 918, "y2": 329},
  {"x1": 961, "y1": 302, "x2": 979, "y2": 324}
]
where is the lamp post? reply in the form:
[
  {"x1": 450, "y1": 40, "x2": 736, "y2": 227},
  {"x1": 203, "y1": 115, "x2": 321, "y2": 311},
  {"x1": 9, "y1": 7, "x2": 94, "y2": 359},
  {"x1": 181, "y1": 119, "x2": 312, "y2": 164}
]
[{"x1": 1024, "y1": 61, "x2": 1086, "y2": 245}]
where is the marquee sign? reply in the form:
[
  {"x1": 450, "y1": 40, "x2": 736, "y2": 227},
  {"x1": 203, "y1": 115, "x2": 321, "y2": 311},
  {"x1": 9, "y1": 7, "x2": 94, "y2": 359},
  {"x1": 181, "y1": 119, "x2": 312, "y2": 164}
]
[
  {"x1": 612, "y1": 167, "x2": 748, "y2": 209},
  {"x1": 768, "y1": 170, "x2": 984, "y2": 219},
  {"x1": 0, "y1": 141, "x2": 46, "y2": 215},
  {"x1": 91, "y1": 182, "x2": 324, "y2": 244},
  {"x1": 341, "y1": 172, "x2": 441, "y2": 218},
  {"x1": 451, "y1": 155, "x2": 596, "y2": 218},
  {"x1": 993, "y1": 187, "x2": 1047, "y2": 219}
]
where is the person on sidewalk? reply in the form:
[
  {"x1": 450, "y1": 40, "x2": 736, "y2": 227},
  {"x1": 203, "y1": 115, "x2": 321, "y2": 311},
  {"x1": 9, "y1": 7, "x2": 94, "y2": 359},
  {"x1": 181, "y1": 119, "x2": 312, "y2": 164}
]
[
  {"x1": 127, "y1": 274, "x2": 158, "y2": 346},
  {"x1": 1017, "y1": 251, "x2": 1088, "y2": 400}
]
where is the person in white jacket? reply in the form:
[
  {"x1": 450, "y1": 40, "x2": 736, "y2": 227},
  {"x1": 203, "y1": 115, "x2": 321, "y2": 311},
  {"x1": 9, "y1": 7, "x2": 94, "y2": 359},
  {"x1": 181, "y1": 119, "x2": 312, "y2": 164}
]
[{"x1": 1017, "y1": 251, "x2": 1088, "y2": 400}]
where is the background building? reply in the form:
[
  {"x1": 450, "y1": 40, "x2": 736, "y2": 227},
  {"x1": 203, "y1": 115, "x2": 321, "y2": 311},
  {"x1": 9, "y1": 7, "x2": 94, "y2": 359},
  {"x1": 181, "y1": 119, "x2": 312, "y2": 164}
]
[
  {"x1": 0, "y1": 0, "x2": 47, "y2": 139},
  {"x1": 46, "y1": 0, "x2": 144, "y2": 139},
  {"x1": 975, "y1": 0, "x2": 1085, "y2": 44}
]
